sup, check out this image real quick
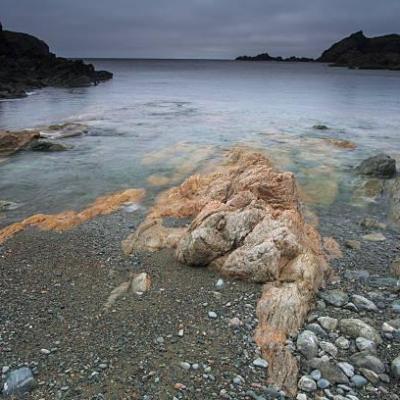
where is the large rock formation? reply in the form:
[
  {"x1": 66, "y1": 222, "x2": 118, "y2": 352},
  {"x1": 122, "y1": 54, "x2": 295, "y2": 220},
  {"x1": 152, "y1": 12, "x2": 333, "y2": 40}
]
[
  {"x1": 123, "y1": 148, "x2": 330, "y2": 396},
  {"x1": 0, "y1": 21, "x2": 112, "y2": 99},
  {"x1": 318, "y1": 31, "x2": 400, "y2": 70}
]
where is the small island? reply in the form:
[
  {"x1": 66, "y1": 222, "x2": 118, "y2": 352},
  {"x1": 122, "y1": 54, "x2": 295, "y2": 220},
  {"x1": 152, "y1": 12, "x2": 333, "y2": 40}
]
[
  {"x1": 236, "y1": 31, "x2": 400, "y2": 71},
  {"x1": 0, "y1": 21, "x2": 113, "y2": 99}
]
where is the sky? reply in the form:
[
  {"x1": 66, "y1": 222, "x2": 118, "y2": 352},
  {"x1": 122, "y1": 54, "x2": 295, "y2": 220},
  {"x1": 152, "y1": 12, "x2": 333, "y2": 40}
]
[{"x1": 2, "y1": 0, "x2": 400, "y2": 59}]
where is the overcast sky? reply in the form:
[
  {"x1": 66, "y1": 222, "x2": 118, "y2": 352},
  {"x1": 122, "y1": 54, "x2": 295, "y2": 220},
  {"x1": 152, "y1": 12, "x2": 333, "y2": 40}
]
[{"x1": 2, "y1": 0, "x2": 400, "y2": 59}]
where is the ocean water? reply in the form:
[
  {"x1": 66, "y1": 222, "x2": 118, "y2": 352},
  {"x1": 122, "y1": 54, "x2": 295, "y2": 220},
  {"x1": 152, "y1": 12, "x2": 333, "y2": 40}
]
[{"x1": 1, "y1": 60, "x2": 400, "y2": 225}]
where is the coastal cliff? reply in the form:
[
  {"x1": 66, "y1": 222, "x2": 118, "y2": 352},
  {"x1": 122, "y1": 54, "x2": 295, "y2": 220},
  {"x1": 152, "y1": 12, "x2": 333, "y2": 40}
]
[
  {"x1": 318, "y1": 31, "x2": 400, "y2": 70},
  {"x1": 236, "y1": 31, "x2": 400, "y2": 71},
  {"x1": 0, "y1": 22, "x2": 113, "y2": 99}
]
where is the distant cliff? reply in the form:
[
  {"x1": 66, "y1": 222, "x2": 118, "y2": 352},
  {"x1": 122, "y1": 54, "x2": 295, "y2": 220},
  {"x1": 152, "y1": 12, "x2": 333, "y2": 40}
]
[
  {"x1": 318, "y1": 31, "x2": 400, "y2": 70},
  {"x1": 236, "y1": 31, "x2": 400, "y2": 71},
  {"x1": 236, "y1": 52, "x2": 314, "y2": 62},
  {"x1": 0, "y1": 22, "x2": 113, "y2": 99}
]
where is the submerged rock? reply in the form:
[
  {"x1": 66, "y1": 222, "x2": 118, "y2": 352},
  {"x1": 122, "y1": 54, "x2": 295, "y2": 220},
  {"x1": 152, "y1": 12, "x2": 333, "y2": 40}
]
[
  {"x1": 355, "y1": 153, "x2": 396, "y2": 178},
  {"x1": 389, "y1": 177, "x2": 400, "y2": 227},
  {"x1": 29, "y1": 140, "x2": 68, "y2": 152}
]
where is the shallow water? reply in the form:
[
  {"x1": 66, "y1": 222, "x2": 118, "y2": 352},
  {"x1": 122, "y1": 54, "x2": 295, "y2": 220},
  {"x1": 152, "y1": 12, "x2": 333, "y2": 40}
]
[{"x1": 1, "y1": 60, "x2": 400, "y2": 225}]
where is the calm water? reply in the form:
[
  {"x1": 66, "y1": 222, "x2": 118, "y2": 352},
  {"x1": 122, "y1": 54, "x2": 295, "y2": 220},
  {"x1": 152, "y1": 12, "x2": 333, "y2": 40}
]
[{"x1": 1, "y1": 60, "x2": 400, "y2": 225}]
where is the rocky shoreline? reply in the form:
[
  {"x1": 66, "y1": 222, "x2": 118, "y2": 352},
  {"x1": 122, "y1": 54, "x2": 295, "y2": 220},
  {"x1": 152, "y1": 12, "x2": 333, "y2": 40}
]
[
  {"x1": 0, "y1": 147, "x2": 399, "y2": 399},
  {"x1": 0, "y1": 22, "x2": 112, "y2": 100}
]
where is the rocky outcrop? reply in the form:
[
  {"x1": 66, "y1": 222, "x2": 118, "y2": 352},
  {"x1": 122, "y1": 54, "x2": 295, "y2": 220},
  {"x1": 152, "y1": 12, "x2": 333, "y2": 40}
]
[
  {"x1": 236, "y1": 52, "x2": 314, "y2": 62},
  {"x1": 123, "y1": 148, "x2": 330, "y2": 395},
  {"x1": 0, "y1": 130, "x2": 40, "y2": 156},
  {"x1": 318, "y1": 31, "x2": 400, "y2": 70},
  {"x1": 0, "y1": 21, "x2": 112, "y2": 99}
]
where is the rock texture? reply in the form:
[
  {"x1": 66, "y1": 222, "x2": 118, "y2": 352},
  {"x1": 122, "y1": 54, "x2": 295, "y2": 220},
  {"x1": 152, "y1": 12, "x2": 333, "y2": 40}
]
[
  {"x1": 355, "y1": 153, "x2": 397, "y2": 178},
  {"x1": 0, "y1": 130, "x2": 40, "y2": 156},
  {"x1": 0, "y1": 189, "x2": 145, "y2": 244},
  {"x1": 0, "y1": 21, "x2": 112, "y2": 99},
  {"x1": 318, "y1": 31, "x2": 400, "y2": 70},
  {"x1": 123, "y1": 148, "x2": 330, "y2": 395}
]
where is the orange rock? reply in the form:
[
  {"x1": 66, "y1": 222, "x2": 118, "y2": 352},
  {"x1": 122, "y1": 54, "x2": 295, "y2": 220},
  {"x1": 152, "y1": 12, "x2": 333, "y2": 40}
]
[
  {"x1": 0, "y1": 188, "x2": 145, "y2": 244},
  {"x1": 123, "y1": 148, "x2": 330, "y2": 395},
  {"x1": 323, "y1": 138, "x2": 357, "y2": 150},
  {"x1": 323, "y1": 237, "x2": 343, "y2": 260},
  {"x1": 0, "y1": 130, "x2": 40, "y2": 156}
]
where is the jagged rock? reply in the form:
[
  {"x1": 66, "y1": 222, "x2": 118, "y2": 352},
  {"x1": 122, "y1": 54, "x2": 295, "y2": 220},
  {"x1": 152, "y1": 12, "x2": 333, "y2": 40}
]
[
  {"x1": 339, "y1": 319, "x2": 382, "y2": 343},
  {"x1": 350, "y1": 351, "x2": 385, "y2": 374},
  {"x1": 0, "y1": 200, "x2": 19, "y2": 211},
  {"x1": 351, "y1": 295, "x2": 378, "y2": 312},
  {"x1": 0, "y1": 24, "x2": 112, "y2": 98},
  {"x1": 2, "y1": 367, "x2": 36, "y2": 396},
  {"x1": 39, "y1": 123, "x2": 88, "y2": 139},
  {"x1": 355, "y1": 153, "x2": 396, "y2": 178},
  {"x1": 0, "y1": 130, "x2": 40, "y2": 156},
  {"x1": 319, "y1": 290, "x2": 349, "y2": 307},
  {"x1": 123, "y1": 148, "x2": 330, "y2": 396},
  {"x1": 318, "y1": 31, "x2": 400, "y2": 71},
  {"x1": 297, "y1": 330, "x2": 319, "y2": 359}
]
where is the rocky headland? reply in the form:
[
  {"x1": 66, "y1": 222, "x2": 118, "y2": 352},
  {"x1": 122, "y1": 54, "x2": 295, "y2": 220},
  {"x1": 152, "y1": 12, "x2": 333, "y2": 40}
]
[
  {"x1": 0, "y1": 21, "x2": 112, "y2": 99},
  {"x1": 236, "y1": 31, "x2": 400, "y2": 71}
]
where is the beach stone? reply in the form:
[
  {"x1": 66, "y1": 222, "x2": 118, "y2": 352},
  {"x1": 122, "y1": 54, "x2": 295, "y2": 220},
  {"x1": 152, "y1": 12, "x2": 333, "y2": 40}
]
[
  {"x1": 392, "y1": 300, "x2": 400, "y2": 313},
  {"x1": 305, "y1": 323, "x2": 328, "y2": 338},
  {"x1": 360, "y1": 217, "x2": 386, "y2": 230},
  {"x1": 317, "y1": 378, "x2": 330, "y2": 389},
  {"x1": 351, "y1": 374, "x2": 368, "y2": 387},
  {"x1": 391, "y1": 356, "x2": 400, "y2": 380},
  {"x1": 319, "y1": 290, "x2": 349, "y2": 307},
  {"x1": 297, "y1": 330, "x2": 319, "y2": 359},
  {"x1": 345, "y1": 240, "x2": 361, "y2": 250},
  {"x1": 359, "y1": 368, "x2": 380, "y2": 384},
  {"x1": 350, "y1": 351, "x2": 385, "y2": 374},
  {"x1": 318, "y1": 317, "x2": 338, "y2": 332},
  {"x1": 356, "y1": 337, "x2": 377, "y2": 352},
  {"x1": 319, "y1": 341, "x2": 338, "y2": 357},
  {"x1": 233, "y1": 375, "x2": 244, "y2": 385},
  {"x1": 344, "y1": 269, "x2": 369, "y2": 282},
  {"x1": 215, "y1": 278, "x2": 224, "y2": 289},
  {"x1": 298, "y1": 376, "x2": 317, "y2": 392},
  {"x1": 337, "y1": 362, "x2": 355, "y2": 378},
  {"x1": 362, "y1": 232, "x2": 386, "y2": 242},
  {"x1": 311, "y1": 370, "x2": 321, "y2": 381},
  {"x1": 339, "y1": 319, "x2": 382, "y2": 343},
  {"x1": 208, "y1": 311, "x2": 217, "y2": 319},
  {"x1": 179, "y1": 362, "x2": 191, "y2": 370},
  {"x1": 356, "y1": 153, "x2": 396, "y2": 178},
  {"x1": 228, "y1": 317, "x2": 242, "y2": 328},
  {"x1": 2, "y1": 367, "x2": 36, "y2": 396},
  {"x1": 296, "y1": 394, "x2": 308, "y2": 400},
  {"x1": 335, "y1": 336, "x2": 350, "y2": 350},
  {"x1": 253, "y1": 358, "x2": 268, "y2": 369},
  {"x1": 368, "y1": 276, "x2": 399, "y2": 288},
  {"x1": 315, "y1": 360, "x2": 349, "y2": 384},
  {"x1": 351, "y1": 295, "x2": 378, "y2": 312}
]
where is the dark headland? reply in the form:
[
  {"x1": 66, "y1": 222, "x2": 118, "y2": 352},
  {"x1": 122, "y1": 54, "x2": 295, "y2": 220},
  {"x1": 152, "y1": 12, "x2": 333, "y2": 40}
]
[
  {"x1": 236, "y1": 31, "x2": 400, "y2": 71},
  {"x1": 0, "y1": 22, "x2": 113, "y2": 99}
]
